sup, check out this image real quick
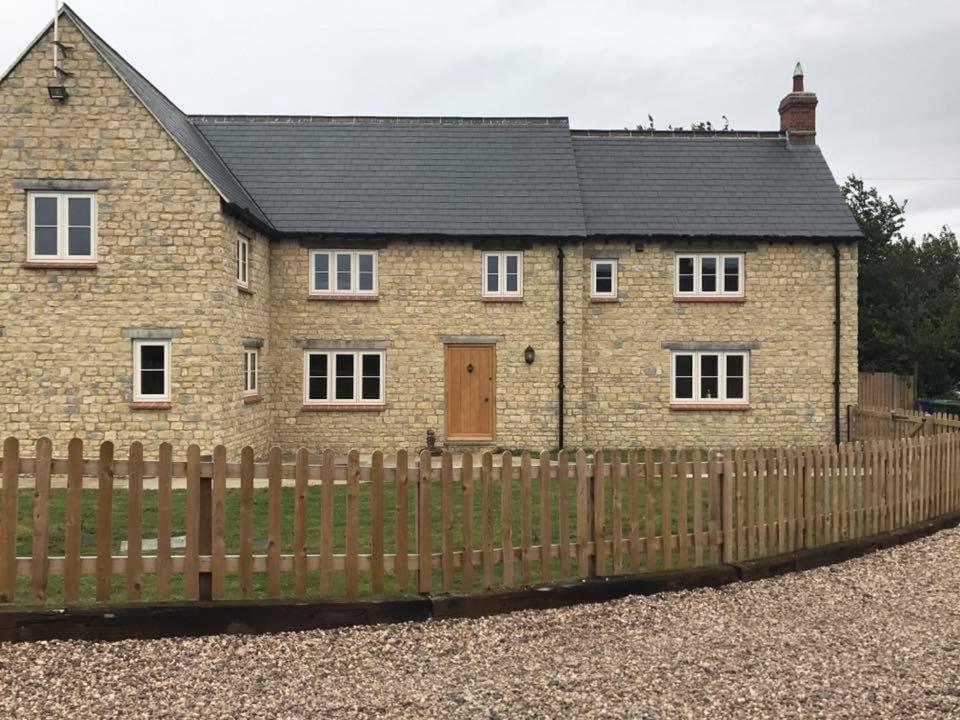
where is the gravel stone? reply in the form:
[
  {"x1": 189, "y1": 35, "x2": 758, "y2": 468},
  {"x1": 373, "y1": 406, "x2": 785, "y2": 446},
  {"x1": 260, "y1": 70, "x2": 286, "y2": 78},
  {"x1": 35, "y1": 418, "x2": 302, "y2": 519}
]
[{"x1": 3, "y1": 528, "x2": 960, "y2": 719}]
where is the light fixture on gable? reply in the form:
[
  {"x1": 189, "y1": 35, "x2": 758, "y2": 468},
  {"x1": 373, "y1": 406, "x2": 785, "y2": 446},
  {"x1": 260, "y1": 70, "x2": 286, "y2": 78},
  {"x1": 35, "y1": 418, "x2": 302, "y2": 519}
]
[{"x1": 47, "y1": 1, "x2": 70, "y2": 103}]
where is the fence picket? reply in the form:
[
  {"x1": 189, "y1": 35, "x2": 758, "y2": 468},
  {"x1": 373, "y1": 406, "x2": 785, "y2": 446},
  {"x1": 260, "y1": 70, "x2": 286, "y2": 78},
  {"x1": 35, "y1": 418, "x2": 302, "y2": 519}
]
[
  {"x1": 95, "y1": 441, "x2": 115, "y2": 603},
  {"x1": 735, "y1": 449, "x2": 746, "y2": 560},
  {"x1": 239, "y1": 446, "x2": 254, "y2": 598},
  {"x1": 212, "y1": 445, "x2": 227, "y2": 598},
  {"x1": 441, "y1": 451, "x2": 454, "y2": 591},
  {"x1": 268, "y1": 446, "x2": 283, "y2": 597},
  {"x1": 294, "y1": 448, "x2": 309, "y2": 596},
  {"x1": 126, "y1": 442, "x2": 143, "y2": 602},
  {"x1": 593, "y1": 450, "x2": 606, "y2": 575},
  {"x1": 576, "y1": 450, "x2": 590, "y2": 575},
  {"x1": 676, "y1": 449, "x2": 688, "y2": 568},
  {"x1": 645, "y1": 449, "x2": 657, "y2": 571},
  {"x1": 500, "y1": 452, "x2": 514, "y2": 587},
  {"x1": 395, "y1": 450, "x2": 409, "y2": 592},
  {"x1": 371, "y1": 450, "x2": 385, "y2": 594},
  {"x1": 184, "y1": 445, "x2": 201, "y2": 601},
  {"x1": 661, "y1": 448, "x2": 673, "y2": 570},
  {"x1": 692, "y1": 448, "x2": 704, "y2": 567},
  {"x1": 482, "y1": 452, "x2": 494, "y2": 589},
  {"x1": 520, "y1": 451, "x2": 532, "y2": 584},
  {"x1": 628, "y1": 451, "x2": 641, "y2": 571},
  {"x1": 462, "y1": 451, "x2": 475, "y2": 589},
  {"x1": 721, "y1": 451, "x2": 735, "y2": 563},
  {"x1": 557, "y1": 450, "x2": 570, "y2": 578},
  {"x1": 319, "y1": 449, "x2": 335, "y2": 595},
  {"x1": 345, "y1": 449, "x2": 360, "y2": 597},
  {"x1": 31, "y1": 438, "x2": 52, "y2": 603},
  {"x1": 155, "y1": 442, "x2": 172, "y2": 601},
  {"x1": 611, "y1": 451, "x2": 623, "y2": 574},
  {"x1": 708, "y1": 448, "x2": 721, "y2": 564},
  {"x1": 418, "y1": 450, "x2": 433, "y2": 594},
  {"x1": 538, "y1": 450, "x2": 551, "y2": 583}
]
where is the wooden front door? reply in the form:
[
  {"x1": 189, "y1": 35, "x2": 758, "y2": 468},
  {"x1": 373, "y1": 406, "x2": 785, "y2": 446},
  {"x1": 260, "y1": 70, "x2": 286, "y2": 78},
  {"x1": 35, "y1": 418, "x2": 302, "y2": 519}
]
[{"x1": 445, "y1": 344, "x2": 496, "y2": 440}]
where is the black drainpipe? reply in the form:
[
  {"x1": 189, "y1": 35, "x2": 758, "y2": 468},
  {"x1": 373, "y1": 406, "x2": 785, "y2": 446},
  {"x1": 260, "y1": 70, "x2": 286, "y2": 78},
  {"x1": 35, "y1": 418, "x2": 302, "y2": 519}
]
[
  {"x1": 557, "y1": 241, "x2": 566, "y2": 450},
  {"x1": 833, "y1": 242, "x2": 842, "y2": 444}
]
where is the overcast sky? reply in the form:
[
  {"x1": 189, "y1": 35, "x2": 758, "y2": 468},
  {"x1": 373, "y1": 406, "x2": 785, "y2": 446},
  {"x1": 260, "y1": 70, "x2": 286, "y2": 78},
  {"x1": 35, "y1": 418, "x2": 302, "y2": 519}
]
[{"x1": 3, "y1": 0, "x2": 958, "y2": 238}]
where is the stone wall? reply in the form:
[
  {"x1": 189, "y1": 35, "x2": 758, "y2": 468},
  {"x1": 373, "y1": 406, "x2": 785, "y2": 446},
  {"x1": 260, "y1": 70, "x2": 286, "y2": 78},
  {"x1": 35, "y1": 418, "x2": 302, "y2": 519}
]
[{"x1": 0, "y1": 17, "x2": 235, "y2": 456}]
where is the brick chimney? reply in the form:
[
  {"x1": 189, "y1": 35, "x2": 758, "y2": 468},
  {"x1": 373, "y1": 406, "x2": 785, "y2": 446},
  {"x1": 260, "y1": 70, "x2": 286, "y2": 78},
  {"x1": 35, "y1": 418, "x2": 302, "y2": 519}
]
[{"x1": 778, "y1": 62, "x2": 818, "y2": 144}]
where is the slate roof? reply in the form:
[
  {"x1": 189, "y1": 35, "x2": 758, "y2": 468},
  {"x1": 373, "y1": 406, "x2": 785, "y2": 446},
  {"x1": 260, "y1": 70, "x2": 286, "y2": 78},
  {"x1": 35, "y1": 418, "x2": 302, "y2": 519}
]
[
  {"x1": 5, "y1": 6, "x2": 860, "y2": 241},
  {"x1": 192, "y1": 117, "x2": 586, "y2": 237},
  {"x1": 63, "y1": 6, "x2": 272, "y2": 229},
  {"x1": 572, "y1": 131, "x2": 862, "y2": 238}
]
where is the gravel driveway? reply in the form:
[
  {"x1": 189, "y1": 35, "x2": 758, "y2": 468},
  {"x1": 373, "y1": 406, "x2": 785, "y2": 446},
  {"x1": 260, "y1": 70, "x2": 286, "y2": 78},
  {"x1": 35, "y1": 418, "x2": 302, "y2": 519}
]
[{"x1": 3, "y1": 528, "x2": 960, "y2": 719}]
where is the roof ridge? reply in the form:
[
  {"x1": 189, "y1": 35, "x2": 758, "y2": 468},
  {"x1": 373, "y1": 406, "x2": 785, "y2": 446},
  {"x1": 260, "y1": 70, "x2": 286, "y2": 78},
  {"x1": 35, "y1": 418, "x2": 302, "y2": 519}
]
[
  {"x1": 189, "y1": 115, "x2": 570, "y2": 126},
  {"x1": 571, "y1": 129, "x2": 785, "y2": 139}
]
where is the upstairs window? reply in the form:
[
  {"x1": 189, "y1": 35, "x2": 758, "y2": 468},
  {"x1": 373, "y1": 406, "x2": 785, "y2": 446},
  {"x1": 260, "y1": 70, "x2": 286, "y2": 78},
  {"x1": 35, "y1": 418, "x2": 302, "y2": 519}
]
[
  {"x1": 675, "y1": 254, "x2": 743, "y2": 297},
  {"x1": 671, "y1": 351, "x2": 749, "y2": 405},
  {"x1": 304, "y1": 350, "x2": 384, "y2": 405},
  {"x1": 27, "y1": 192, "x2": 97, "y2": 262},
  {"x1": 482, "y1": 251, "x2": 523, "y2": 298},
  {"x1": 591, "y1": 259, "x2": 618, "y2": 299},
  {"x1": 310, "y1": 250, "x2": 378, "y2": 296},
  {"x1": 243, "y1": 349, "x2": 258, "y2": 396},
  {"x1": 133, "y1": 340, "x2": 171, "y2": 402},
  {"x1": 237, "y1": 234, "x2": 250, "y2": 288}
]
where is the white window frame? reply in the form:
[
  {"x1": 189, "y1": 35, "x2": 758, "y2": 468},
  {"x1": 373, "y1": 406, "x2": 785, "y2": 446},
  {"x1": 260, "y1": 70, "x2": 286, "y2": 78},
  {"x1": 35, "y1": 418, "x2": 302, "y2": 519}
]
[
  {"x1": 670, "y1": 350, "x2": 750, "y2": 405},
  {"x1": 26, "y1": 191, "x2": 97, "y2": 262},
  {"x1": 243, "y1": 348, "x2": 258, "y2": 396},
  {"x1": 674, "y1": 253, "x2": 744, "y2": 297},
  {"x1": 303, "y1": 350, "x2": 385, "y2": 406},
  {"x1": 590, "y1": 259, "x2": 618, "y2": 299},
  {"x1": 308, "y1": 250, "x2": 378, "y2": 296},
  {"x1": 133, "y1": 340, "x2": 171, "y2": 403},
  {"x1": 481, "y1": 251, "x2": 523, "y2": 298},
  {"x1": 237, "y1": 234, "x2": 250, "y2": 288}
]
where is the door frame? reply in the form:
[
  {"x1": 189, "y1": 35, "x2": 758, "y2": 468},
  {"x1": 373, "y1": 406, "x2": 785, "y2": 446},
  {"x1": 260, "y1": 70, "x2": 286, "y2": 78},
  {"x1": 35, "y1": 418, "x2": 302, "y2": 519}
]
[{"x1": 444, "y1": 342, "x2": 497, "y2": 442}]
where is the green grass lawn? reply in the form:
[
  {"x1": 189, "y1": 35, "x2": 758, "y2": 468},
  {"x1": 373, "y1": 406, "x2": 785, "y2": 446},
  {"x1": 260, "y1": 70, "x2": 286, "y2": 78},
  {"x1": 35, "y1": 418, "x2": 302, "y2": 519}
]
[{"x1": 10, "y1": 459, "x2": 716, "y2": 606}]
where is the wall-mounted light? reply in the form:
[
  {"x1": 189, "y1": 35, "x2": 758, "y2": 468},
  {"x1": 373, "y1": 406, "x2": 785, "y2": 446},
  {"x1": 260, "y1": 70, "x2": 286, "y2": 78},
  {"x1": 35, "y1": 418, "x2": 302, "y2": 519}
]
[
  {"x1": 524, "y1": 345, "x2": 535, "y2": 364},
  {"x1": 47, "y1": 84, "x2": 68, "y2": 102}
]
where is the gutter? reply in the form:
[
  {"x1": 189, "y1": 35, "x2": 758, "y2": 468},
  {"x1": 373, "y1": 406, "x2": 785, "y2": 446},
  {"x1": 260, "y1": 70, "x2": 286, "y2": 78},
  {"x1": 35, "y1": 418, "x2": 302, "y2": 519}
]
[
  {"x1": 557, "y1": 241, "x2": 566, "y2": 450},
  {"x1": 833, "y1": 242, "x2": 842, "y2": 444}
]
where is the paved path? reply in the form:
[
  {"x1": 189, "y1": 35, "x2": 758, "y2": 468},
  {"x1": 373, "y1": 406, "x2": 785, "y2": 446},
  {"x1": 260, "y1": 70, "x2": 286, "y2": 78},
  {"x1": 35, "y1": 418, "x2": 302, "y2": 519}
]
[{"x1": 3, "y1": 529, "x2": 960, "y2": 719}]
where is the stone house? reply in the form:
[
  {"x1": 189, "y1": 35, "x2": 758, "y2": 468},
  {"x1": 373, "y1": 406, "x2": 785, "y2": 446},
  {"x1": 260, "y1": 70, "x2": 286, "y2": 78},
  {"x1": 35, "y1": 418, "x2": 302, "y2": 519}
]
[{"x1": 0, "y1": 6, "x2": 861, "y2": 456}]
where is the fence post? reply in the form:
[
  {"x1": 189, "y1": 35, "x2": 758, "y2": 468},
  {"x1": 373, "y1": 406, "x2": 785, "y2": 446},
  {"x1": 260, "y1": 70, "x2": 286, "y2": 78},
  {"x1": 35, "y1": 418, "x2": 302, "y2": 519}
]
[
  {"x1": 417, "y1": 450, "x2": 432, "y2": 594},
  {"x1": 198, "y1": 453, "x2": 213, "y2": 602},
  {"x1": 718, "y1": 451, "x2": 734, "y2": 563},
  {"x1": 588, "y1": 451, "x2": 598, "y2": 577}
]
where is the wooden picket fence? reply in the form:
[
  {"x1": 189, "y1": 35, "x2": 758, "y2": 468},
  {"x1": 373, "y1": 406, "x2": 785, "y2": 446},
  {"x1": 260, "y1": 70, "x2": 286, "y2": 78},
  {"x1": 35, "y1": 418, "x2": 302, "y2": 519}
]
[
  {"x1": 0, "y1": 432, "x2": 959, "y2": 605},
  {"x1": 849, "y1": 405, "x2": 960, "y2": 440},
  {"x1": 859, "y1": 370, "x2": 916, "y2": 410}
]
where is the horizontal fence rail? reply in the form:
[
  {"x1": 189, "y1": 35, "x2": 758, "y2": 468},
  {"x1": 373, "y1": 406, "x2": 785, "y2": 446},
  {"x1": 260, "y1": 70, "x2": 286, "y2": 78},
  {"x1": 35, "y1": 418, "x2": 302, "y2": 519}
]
[{"x1": 0, "y1": 432, "x2": 959, "y2": 605}]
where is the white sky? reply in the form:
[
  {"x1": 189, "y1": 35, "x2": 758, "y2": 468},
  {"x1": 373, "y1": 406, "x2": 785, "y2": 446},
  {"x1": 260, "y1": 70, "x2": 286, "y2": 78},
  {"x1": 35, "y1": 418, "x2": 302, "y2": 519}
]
[{"x1": 3, "y1": 0, "x2": 958, "y2": 238}]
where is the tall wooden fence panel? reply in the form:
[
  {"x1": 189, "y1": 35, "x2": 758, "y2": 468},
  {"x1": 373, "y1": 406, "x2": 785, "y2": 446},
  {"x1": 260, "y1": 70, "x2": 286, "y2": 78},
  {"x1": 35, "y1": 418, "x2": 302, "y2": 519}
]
[
  {"x1": 859, "y1": 371, "x2": 916, "y2": 410},
  {"x1": 849, "y1": 406, "x2": 960, "y2": 441},
  {"x1": 0, "y1": 432, "x2": 958, "y2": 605}
]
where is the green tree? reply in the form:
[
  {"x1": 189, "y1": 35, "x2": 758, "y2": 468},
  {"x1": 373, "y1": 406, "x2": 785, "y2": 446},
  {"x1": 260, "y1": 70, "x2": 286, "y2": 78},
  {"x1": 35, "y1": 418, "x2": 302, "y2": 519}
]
[{"x1": 842, "y1": 176, "x2": 960, "y2": 397}]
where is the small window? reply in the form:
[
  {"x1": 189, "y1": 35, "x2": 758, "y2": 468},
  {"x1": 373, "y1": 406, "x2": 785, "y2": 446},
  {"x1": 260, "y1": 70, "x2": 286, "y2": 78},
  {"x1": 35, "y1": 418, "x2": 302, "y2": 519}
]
[
  {"x1": 675, "y1": 254, "x2": 744, "y2": 297},
  {"x1": 27, "y1": 192, "x2": 97, "y2": 262},
  {"x1": 482, "y1": 252, "x2": 523, "y2": 298},
  {"x1": 591, "y1": 259, "x2": 618, "y2": 299},
  {"x1": 243, "y1": 349, "x2": 258, "y2": 396},
  {"x1": 671, "y1": 351, "x2": 749, "y2": 404},
  {"x1": 304, "y1": 350, "x2": 384, "y2": 405},
  {"x1": 133, "y1": 340, "x2": 171, "y2": 402},
  {"x1": 237, "y1": 234, "x2": 250, "y2": 288},
  {"x1": 309, "y1": 250, "x2": 378, "y2": 296}
]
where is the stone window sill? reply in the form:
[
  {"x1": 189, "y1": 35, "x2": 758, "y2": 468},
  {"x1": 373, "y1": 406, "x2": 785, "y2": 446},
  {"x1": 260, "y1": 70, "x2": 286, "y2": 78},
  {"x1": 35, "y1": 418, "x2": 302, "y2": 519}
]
[
  {"x1": 307, "y1": 294, "x2": 379, "y2": 302},
  {"x1": 670, "y1": 403, "x2": 751, "y2": 411},
  {"x1": 481, "y1": 296, "x2": 523, "y2": 303},
  {"x1": 301, "y1": 404, "x2": 386, "y2": 412},
  {"x1": 22, "y1": 261, "x2": 97, "y2": 270},
  {"x1": 243, "y1": 394, "x2": 263, "y2": 405},
  {"x1": 590, "y1": 296, "x2": 619, "y2": 303},
  {"x1": 129, "y1": 401, "x2": 172, "y2": 411},
  {"x1": 238, "y1": 285, "x2": 254, "y2": 296},
  {"x1": 673, "y1": 295, "x2": 746, "y2": 304}
]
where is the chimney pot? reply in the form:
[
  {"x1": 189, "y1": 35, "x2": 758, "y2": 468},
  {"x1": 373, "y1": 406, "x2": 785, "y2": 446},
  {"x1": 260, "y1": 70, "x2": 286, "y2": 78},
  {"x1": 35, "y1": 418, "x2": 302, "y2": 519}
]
[{"x1": 779, "y1": 62, "x2": 817, "y2": 144}]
